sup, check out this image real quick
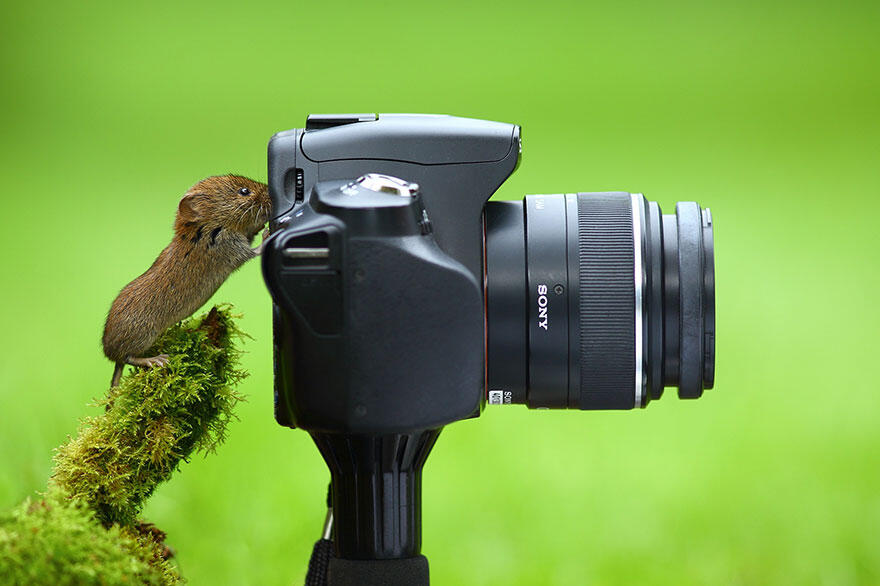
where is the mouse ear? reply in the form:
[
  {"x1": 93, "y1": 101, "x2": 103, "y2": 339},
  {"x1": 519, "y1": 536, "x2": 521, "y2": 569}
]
[{"x1": 178, "y1": 194, "x2": 201, "y2": 224}]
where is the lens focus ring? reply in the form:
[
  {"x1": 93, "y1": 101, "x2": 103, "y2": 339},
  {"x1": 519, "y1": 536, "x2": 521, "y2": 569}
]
[{"x1": 575, "y1": 193, "x2": 638, "y2": 409}]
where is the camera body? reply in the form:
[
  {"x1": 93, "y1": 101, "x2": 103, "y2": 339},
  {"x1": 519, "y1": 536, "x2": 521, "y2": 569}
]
[{"x1": 263, "y1": 114, "x2": 521, "y2": 433}]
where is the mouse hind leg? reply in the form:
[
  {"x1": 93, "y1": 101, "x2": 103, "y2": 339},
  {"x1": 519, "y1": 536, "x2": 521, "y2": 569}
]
[
  {"x1": 108, "y1": 355, "x2": 168, "y2": 388},
  {"x1": 108, "y1": 356, "x2": 169, "y2": 394},
  {"x1": 111, "y1": 362, "x2": 125, "y2": 387},
  {"x1": 126, "y1": 354, "x2": 171, "y2": 370}
]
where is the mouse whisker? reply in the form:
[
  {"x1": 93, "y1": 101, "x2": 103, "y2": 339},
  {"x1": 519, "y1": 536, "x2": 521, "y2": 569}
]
[
  {"x1": 229, "y1": 198, "x2": 248, "y2": 217},
  {"x1": 227, "y1": 199, "x2": 250, "y2": 227},
  {"x1": 237, "y1": 201, "x2": 254, "y2": 228},
  {"x1": 237, "y1": 199, "x2": 255, "y2": 223}
]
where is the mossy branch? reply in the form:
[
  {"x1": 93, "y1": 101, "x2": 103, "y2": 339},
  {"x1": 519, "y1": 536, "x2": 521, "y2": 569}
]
[
  {"x1": 52, "y1": 305, "x2": 247, "y2": 526},
  {"x1": 0, "y1": 305, "x2": 248, "y2": 584}
]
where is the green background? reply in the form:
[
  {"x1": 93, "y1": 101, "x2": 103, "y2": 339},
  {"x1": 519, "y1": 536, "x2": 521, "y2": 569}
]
[{"x1": 1, "y1": 1, "x2": 878, "y2": 584}]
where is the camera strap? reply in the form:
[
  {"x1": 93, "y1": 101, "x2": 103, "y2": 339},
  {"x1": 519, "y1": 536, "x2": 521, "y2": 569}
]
[
  {"x1": 305, "y1": 536, "x2": 334, "y2": 586},
  {"x1": 305, "y1": 485, "x2": 334, "y2": 586}
]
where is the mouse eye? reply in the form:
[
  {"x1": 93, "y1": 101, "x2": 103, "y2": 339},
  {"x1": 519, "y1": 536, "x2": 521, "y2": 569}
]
[{"x1": 238, "y1": 187, "x2": 251, "y2": 196}]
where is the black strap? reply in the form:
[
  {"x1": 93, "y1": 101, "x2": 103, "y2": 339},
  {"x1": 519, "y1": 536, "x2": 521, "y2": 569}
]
[
  {"x1": 326, "y1": 556, "x2": 430, "y2": 586},
  {"x1": 305, "y1": 538, "x2": 334, "y2": 586}
]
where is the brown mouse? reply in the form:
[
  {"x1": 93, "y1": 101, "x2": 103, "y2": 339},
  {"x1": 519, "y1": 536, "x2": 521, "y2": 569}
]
[{"x1": 103, "y1": 174, "x2": 271, "y2": 387}]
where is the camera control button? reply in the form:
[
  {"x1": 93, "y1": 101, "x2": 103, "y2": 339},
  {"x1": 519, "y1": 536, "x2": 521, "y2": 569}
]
[
  {"x1": 418, "y1": 210, "x2": 433, "y2": 235},
  {"x1": 355, "y1": 173, "x2": 419, "y2": 198}
]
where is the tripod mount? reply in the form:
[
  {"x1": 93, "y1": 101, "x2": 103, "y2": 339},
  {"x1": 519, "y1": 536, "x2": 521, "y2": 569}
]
[{"x1": 307, "y1": 431, "x2": 439, "y2": 585}]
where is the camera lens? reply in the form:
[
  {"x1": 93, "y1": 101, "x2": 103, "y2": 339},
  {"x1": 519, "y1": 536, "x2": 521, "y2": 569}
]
[{"x1": 484, "y1": 192, "x2": 714, "y2": 409}]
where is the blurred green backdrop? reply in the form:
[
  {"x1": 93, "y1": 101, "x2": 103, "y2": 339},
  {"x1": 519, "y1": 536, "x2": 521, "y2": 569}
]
[{"x1": 1, "y1": 0, "x2": 878, "y2": 584}]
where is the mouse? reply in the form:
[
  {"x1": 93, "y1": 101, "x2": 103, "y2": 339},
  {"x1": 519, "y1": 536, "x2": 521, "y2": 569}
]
[{"x1": 103, "y1": 174, "x2": 271, "y2": 387}]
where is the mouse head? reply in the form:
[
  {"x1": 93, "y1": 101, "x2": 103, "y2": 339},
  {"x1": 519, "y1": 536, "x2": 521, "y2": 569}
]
[{"x1": 176, "y1": 175, "x2": 271, "y2": 239}]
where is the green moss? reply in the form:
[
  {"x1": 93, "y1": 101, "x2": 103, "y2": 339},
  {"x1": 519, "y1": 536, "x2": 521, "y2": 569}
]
[
  {"x1": 0, "y1": 487, "x2": 178, "y2": 586},
  {"x1": 52, "y1": 305, "x2": 247, "y2": 527},
  {"x1": 0, "y1": 306, "x2": 247, "y2": 584}
]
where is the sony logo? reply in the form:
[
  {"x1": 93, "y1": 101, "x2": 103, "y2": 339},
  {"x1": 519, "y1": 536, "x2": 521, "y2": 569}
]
[{"x1": 537, "y1": 284, "x2": 549, "y2": 330}]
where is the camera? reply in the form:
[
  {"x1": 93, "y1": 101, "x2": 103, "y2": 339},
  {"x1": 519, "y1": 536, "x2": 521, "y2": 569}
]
[
  {"x1": 263, "y1": 113, "x2": 715, "y2": 428},
  {"x1": 261, "y1": 114, "x2": 715, "y2": 581}
]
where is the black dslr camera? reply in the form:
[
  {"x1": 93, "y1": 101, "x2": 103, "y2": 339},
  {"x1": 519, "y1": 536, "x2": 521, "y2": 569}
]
[{"x1": 262, "y1": 114, "x2": 715, "y2": 585}]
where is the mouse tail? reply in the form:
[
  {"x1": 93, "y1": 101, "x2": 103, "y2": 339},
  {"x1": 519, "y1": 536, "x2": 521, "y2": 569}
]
[{"x1": 111, "y1": 362, "x2": 124, "y2": 388}]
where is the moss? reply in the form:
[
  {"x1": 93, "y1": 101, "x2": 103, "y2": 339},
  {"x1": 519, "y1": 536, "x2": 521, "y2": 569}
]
[
  {"x1": 52, "y1": 305, "x2": 247, "y2": 526},
  {"x1": 0, "y1": 487, "x2": 178, "y2": 585},
  {"x1": 0, "y1": 306, "x2": 247, "y2": 584}
]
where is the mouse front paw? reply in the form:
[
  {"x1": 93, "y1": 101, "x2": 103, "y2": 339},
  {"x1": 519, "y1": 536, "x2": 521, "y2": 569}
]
[{"x1": 252, "y1": 231, "x2": 270, "y2": 256}]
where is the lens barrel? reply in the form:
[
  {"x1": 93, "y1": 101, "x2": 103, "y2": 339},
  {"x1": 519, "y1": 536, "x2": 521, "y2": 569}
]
[{"x1": 484, "y1": 192, "x2": 714, "y2": 409}]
